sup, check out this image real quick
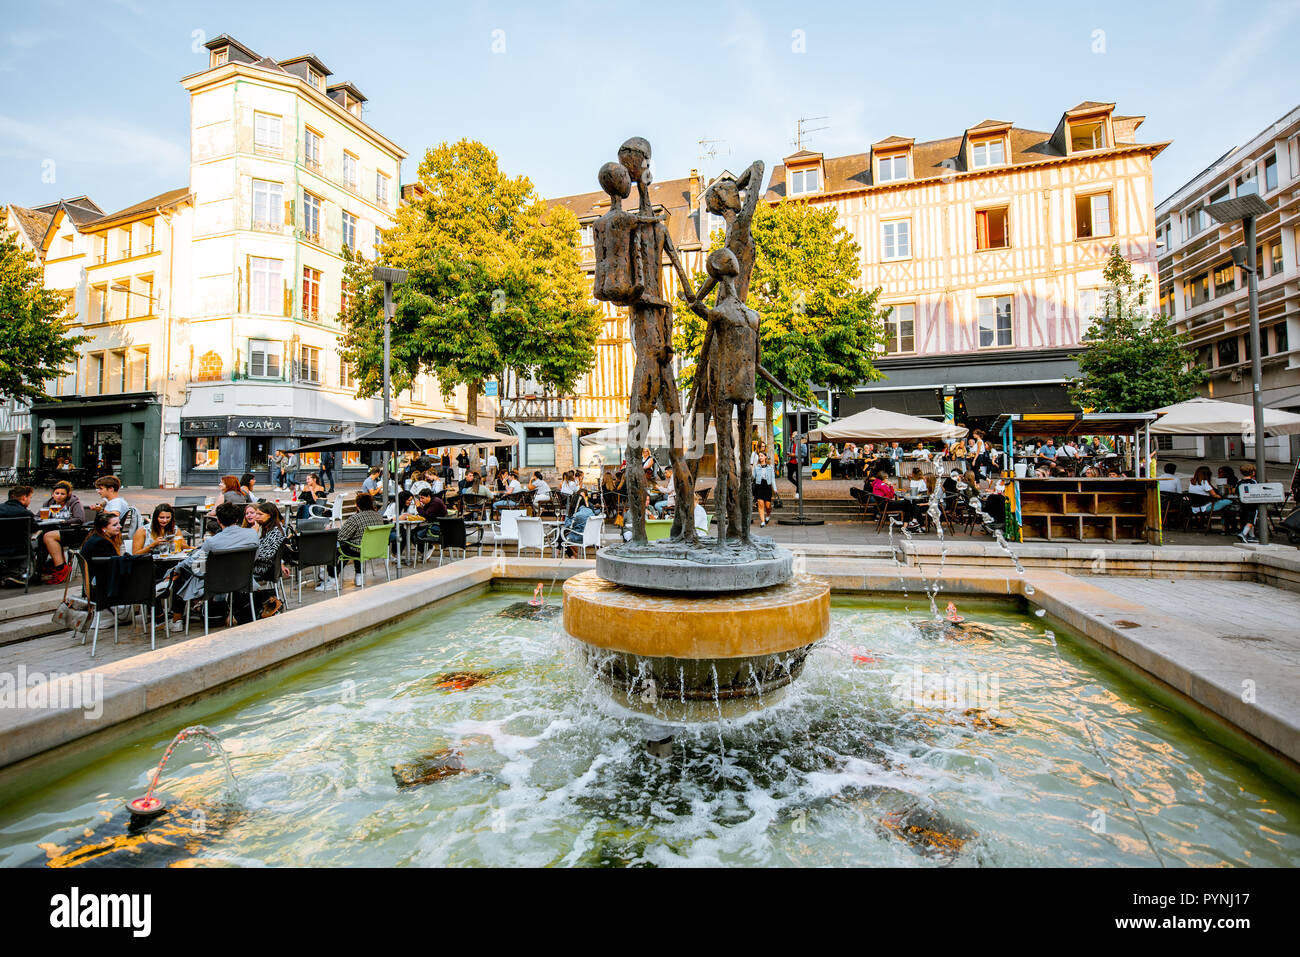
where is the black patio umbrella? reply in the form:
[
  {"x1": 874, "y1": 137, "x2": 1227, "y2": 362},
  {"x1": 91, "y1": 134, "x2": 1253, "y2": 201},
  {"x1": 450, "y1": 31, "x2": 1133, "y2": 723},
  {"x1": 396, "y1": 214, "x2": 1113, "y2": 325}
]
[{"x1": 292, "y1": 421, "x2": 483, "y2": 456}]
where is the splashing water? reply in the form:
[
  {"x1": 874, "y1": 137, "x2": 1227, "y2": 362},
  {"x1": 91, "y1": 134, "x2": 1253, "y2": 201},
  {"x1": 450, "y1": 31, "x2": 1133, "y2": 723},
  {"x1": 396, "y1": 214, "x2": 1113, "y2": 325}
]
[{"x1": 142, "y1": 726, "x2": 238, "y2": 803}]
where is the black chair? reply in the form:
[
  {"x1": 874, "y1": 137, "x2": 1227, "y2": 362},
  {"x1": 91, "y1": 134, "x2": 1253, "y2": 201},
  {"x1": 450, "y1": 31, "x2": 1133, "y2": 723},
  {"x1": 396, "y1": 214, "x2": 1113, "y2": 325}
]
[
  {"x1": 0, "y1": 514, "x2": 36, "y2": 593},
  {"x1": 436, "y1": 518, "x2": 472, "y2": 565},
  {"x1": 287, "y1": 527, "x2": 339, "y2": 602},
  {"x1": 253, "y1": 539, "x2": 288, "y2": 614},
  {"x1": 847, "y1": 487, "x2": 870, "y2": 519},
  {"x1": 172, "y1": 505, "x2": 202, "y2": 544},
  {"x1": 185, "y1": 547, "x2": 258, "y2": 636},
  {"x1": 84, "y1": 554, "x2": 160, "y2": 656}
]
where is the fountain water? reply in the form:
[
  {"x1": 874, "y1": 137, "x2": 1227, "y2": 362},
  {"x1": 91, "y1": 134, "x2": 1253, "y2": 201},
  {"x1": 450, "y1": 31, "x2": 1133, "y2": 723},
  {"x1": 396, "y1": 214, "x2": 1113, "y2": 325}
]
[{"x1": 126, "y1": 725, "x2": 238, "y2": 820}]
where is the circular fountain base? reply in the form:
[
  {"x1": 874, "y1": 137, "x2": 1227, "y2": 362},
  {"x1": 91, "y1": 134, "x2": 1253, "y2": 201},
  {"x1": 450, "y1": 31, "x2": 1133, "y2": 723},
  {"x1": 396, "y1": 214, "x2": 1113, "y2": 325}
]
[
  {"x1": 596, "y1": 540, "x2": 794, "y2": 592},
  {"x1": 563, "y1": 571, "x2": 830, "y2": 716}
]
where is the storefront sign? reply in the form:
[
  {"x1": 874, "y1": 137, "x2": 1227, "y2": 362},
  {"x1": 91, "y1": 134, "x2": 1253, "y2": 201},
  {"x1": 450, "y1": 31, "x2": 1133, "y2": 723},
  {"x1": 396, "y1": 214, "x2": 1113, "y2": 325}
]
[
  {"x1": 228, "y1": 416, "x2": 288, "y2": 434},
  {"x1": 292, "y1": 418, "x2": 349, "y2": 435},
  {"x1": 181, "y1": 418, "x2": 225, "y2": 436}
]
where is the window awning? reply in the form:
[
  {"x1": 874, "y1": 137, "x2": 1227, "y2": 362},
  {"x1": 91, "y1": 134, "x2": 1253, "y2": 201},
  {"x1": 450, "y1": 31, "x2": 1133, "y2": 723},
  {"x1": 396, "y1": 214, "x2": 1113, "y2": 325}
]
[{"x1": 961, "y1": 384, "x2": 1076, "y2": 418}]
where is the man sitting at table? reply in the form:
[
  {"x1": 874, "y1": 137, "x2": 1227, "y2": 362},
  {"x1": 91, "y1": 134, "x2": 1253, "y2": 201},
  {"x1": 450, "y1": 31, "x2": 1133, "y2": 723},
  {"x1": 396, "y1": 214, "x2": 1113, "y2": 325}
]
[
  {"x1": 167, "y1": 502, "x2": 261, "y2": 630},
  {"x1": 1157, "y1": 463, "x2": 1181, "y2": 494},
  {"x1": 413, "y1": 488, "x2": 448, "y2": 549},
  {"x1": 1035, "y1": 439, "x2": 1058, "y2": 470},
  {"x1": 1, "y1": 486, "x2": 37, "y2": 587}
]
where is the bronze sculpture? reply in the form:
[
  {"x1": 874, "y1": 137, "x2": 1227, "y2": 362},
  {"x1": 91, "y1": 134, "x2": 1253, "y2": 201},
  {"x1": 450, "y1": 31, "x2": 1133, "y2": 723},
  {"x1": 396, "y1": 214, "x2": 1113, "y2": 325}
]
[
  {"x1": 593, "y1": 136, "x2": 698, "y2": 546},
  {"x1": 688, "y1": 248, "x2": 759, "y2": 547}
]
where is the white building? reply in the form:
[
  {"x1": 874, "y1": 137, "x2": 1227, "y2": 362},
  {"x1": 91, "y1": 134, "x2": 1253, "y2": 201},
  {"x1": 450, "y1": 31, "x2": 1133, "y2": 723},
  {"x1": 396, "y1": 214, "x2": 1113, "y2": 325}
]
[{"x1": 1155, "y1": 103, "x2": 1300, "y2": 464}]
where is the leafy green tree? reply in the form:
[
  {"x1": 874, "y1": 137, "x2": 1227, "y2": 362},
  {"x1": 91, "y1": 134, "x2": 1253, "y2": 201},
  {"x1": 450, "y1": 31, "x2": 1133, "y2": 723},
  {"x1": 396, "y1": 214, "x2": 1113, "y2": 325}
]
[
  {"x1": 1068, "y1": 245, "x2": 1206, "y2": 413},
  {"x1": 337, "y1": 140, "x2": 600, "y2": 425},
  {"x1": 674, "y1": 199, "x2": 885, "y2": 450},
  {"x1": 0, "y1": 223, "x2": 89, "y2": 403}
]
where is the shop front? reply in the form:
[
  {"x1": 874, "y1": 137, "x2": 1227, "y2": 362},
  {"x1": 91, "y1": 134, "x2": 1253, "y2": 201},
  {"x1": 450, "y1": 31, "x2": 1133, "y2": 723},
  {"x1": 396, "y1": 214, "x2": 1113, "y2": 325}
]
[
  {"x1": 180, "y1": 415, "x2": 374, "y2": 487},
  {"x1": 27, "y1": 393, "x2": 162, "y2": 488}
]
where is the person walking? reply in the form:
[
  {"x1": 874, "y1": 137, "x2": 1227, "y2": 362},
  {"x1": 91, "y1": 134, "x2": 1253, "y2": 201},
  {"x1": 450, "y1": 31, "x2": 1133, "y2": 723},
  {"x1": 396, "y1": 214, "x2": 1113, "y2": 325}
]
[
  {"x1": 320, "y1": 449, "x2": 336, "y2": 494},
  {"x1": 283, "y1": 450, "x2": 300, "y2": 490},
  {"x1": 270, "y1": 450, "x2": 285, "y2": 490}
]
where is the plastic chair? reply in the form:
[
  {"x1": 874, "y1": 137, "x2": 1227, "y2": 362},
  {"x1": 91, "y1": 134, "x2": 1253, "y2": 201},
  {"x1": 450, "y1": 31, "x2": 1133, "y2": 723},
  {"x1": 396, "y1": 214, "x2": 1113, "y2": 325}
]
[
  {"x1": 0, "y1": 514, "x2": 36, "y2": 593},
  {"x1": 564, "y1": 516, "x2": 604, "y2": 558},
  {"x1": 288, "y1": 527, "x2": 339, "y2": 602},
  {"x1": 492, "y1": 509, "x2": 526, "y2": 556},
  {"x1": 343, "y1": 523, "x2": 394, "y2": 587},
  {"x1": 516, "y1": 517, "x2": 558, "y2": 557},
  {"x1": 184, "y1": 546, "x2": 258, "y2": 637}
]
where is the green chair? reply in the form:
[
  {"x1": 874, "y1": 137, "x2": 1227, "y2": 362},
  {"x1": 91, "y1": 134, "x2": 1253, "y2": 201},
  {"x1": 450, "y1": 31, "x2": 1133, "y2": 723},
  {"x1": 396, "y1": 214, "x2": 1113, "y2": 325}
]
[
  {"x1": 644, "y1": 519, "x2": 673, "y2": 541},
  {"x1": 340, "y1": 523, "x2": 394, "y2": 588}
]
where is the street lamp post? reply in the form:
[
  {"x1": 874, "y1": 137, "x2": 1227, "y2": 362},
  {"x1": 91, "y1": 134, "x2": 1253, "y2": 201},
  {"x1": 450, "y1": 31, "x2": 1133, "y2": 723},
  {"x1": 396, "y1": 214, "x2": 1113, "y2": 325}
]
[
  {"x1": 1207, "y1": 194, "x2": 1272, "y2": 545},
  {"x1": 371, "y1": 266, "x2": 409, "y2": 508}
]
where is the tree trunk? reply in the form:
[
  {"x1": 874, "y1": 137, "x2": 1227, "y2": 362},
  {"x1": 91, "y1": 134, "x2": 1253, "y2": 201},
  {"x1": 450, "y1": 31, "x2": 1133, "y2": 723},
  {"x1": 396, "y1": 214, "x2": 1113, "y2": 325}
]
[{"x1": 466, "y1": 379, "x2": 480, "y2": 426}]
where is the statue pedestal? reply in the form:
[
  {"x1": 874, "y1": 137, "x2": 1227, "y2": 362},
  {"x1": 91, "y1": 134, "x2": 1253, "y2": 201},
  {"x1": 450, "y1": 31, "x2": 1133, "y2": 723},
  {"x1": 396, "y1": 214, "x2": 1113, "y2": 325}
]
[{"x1": 596, "y1": 539, "x2": 794, "y2": 593}]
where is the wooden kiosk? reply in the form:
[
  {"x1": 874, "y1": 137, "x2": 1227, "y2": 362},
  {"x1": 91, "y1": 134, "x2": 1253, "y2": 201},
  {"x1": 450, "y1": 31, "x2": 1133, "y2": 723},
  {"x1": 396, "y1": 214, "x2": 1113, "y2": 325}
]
[{"x1": 993, "y1": 413, "x2": 1162, "y2": 545}]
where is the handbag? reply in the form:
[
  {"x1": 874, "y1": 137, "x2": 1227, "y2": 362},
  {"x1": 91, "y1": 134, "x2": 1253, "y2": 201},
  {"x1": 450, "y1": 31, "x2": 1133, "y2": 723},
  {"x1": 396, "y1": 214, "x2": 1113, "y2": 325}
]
[{"x1": 51, "y1": 572, "x2": 90, "y2": 633}]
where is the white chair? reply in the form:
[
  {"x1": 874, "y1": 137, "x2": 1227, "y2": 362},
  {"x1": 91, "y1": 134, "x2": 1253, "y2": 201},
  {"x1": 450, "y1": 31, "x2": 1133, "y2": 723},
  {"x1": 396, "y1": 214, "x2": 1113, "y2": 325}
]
[
  {"x1": 566, "y1": 516, "x2": 604, "y2": 558},
  {"x1": 492, "y1": 509, "x2": 525, "y2": 556},
  {"x1": 516, "y1": 517, "x2": 558, "y2": 558},
  {"x1": 308, "y1": 496, "x2": 344, "y2": 524}
]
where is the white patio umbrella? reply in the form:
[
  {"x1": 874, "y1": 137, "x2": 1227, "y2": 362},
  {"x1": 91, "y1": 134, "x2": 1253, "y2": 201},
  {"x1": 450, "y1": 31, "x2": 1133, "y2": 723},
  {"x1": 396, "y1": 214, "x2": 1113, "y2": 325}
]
[
  {"x1": 413, "y1": 418, "x2": 519, "y2": 445},
  {"x1": 805, "y1": 407, "x2": 968, "y2": 443},
  {"x1": 1149, "y1": 397, "x2": 1300, "y2": 436},
  {"x1": 580, "y1": 412, "x2": 719, "y2": 449}
]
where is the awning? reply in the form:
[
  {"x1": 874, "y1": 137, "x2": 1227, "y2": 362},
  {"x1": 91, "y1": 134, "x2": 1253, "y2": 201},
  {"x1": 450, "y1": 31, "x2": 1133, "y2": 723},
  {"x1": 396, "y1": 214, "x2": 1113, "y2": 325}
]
[
  {"x1": 1150, "y1": 397, "x2": 1300, "y2": 436},
  {"x1": 962, "y1": 384, "x2": 1076, "y2": 418},
  {"x1": 841, "y1": 389, "x2": 942, "y2": 419},
  {"x1": 807, "y1": 407, "x2": 967, "y2": 443}
]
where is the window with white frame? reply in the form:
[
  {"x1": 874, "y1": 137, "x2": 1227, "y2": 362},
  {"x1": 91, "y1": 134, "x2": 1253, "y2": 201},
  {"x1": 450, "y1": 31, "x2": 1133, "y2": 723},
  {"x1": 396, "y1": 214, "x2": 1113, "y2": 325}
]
[
  {"x1": 304, "y1": 128, "x2": 322, "y2": 169},
  {"x1": 340, "y1": 360, "x2": 356, "y2": 389},
  {"x1": 302, "y1": 191, "x2": 321, "y2": 242},
  {"x1": 252, "y1": 179, "x2": 283, "y2": 230},
  {"x1": 579, "y1": 224, "x2": 593, "y2": 246},
  {"x1": 343, "y1": 152, "x2": 358, "y2": 189},
  {"x1": 211, "y1": 47, "x2": 228, "y2": 68},
  {"x1": 374, "y1": 225, "x2": 382, "y2": 253},
  {"x1": 1264, "y1": 155, "x2": 1278, "y2": 192},
  {"x1": 789, "y1": 168, "x2": 820, "y2": 196},
  {"x1": 249, "y1": 257, "x2": 283, "y2": 314},
  {"x1": 376, "y1": 171, "x2": 390, "y2": 206},
  {"x1": 877, "y1": 154, "x2": 908, "y2": 183},
  {"x1": 248, "y1": 340, "x2": 281, "y2": 378},
  {"x1": 342, "y1": 211, "x2": 357, "y2": 251},
  {"x1": 881, "y1": 219, "x2": 911, "y2": 260},
  {"x1": 885, "y1": 303, "x2": 915, "y2": 354},
  {"x1": 971, "y1": 138, "x2": 1005, "y2": 168},
  {"x1": 254, "y1": 112, "x2": 282, "y2": 152},
  {"x1": 299, "y1": 344, "x2": 320, "y2": 383},
  {"x1": 1075, "y1": 191, "x2": 1112, "y2": 239},
  {"x1": 977, "y1": 295, "x2": 1013, "y2": 348},
  {"x1": 1068, "y1": 119, "x2": 1108, "y2": 152}
]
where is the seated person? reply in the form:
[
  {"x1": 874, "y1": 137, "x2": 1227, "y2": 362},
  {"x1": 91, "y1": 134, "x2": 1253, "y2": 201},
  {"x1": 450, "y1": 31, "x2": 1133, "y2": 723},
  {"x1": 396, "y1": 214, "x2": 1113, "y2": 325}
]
[
  {"x1": 561, "y1": 493, "x2": 597, "y2": 558},
  {"x1": 250, "y1": 503, "x2": 287, "y2": 617},
  {"x1": 650, "y1": 479, "x2": 675, "y2": 517},
  {"x1": 413, "y1": 488, "x2": 449, "y2": 549},
  {"x1": 1236, "y1": 463, "x2": 1261, "y2": 543},
  {"x1": 906, "y1": 468, "x2": 928, "y2": 497},
  {"x1": 529, "y1": 471, "x2": 552, "y2": 505},
  {"x1": 1, "y1": 486, "x2": 37, "y2": 587},
  {"x1": 361, "y1": 468, "x2": 383, "y2": 494},
  {"x1": 1157, "y1": 462, "x2": 1181, "y2": 494},
  {"x1": 693, "y1": 492, "x2": 710, "y2": 536},
  {"x1": 324, "y1": 492, "x2": 389, "y2": 590},
  {"x1": 1188, "y1": 466, "x2": 1234, "y2": 515},
  {"x1": 167, "y1": 503, "x2": 261, "y2": 630},
  {"x1": 37, "y1": 481, "x2": 87, "y2": 584},
  {"x1": 240, "y1": 472, "x2": 262, "y2": 502}
]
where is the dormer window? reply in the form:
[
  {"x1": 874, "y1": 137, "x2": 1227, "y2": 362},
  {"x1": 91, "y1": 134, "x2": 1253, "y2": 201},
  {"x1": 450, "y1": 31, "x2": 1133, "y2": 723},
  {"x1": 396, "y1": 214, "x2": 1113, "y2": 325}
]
[
  {"x1": 877, "y1": 154, "x2": 908, "y2": 183},
  {"x1": 789, "y1": 168, "x2": 821, "y2": 196},
  {"x1": 210, "y1": 47, "x2": 228, "y2": 68},
  {"x1": 307, "y1": 68, "x2": 323, "y2": 91},
  {"x1": 971, "y1": 138, "x2": 1005, "y2": 168},
  {"x1": 1069, "y1": 118, "x2": 1108, "y2": 152}
]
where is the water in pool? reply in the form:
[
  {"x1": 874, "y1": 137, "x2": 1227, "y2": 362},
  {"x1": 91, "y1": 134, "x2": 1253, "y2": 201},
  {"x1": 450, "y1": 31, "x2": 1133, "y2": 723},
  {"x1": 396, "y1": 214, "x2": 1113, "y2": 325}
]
[{"x1": 2, "y1": 589, "x2": 1297, "y2": 867}]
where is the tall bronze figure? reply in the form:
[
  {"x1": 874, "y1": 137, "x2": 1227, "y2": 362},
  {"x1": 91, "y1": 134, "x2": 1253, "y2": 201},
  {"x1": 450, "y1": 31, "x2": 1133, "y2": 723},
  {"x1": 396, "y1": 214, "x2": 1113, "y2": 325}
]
[
  {"x1": 688, "y1": 248, "x2": 759, "y2": 548},
  {"x1": 689, "y1": 161, "x2": 765, "y2": 538},
  {"x1": 592, "y1": 137, "x2": 698, "y2": 546}
]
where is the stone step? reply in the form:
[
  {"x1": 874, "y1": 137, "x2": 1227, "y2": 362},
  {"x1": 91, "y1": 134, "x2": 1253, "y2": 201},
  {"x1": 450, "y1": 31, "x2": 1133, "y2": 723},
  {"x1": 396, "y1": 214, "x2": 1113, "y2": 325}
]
[
  {"x1": 0, "y1": 591, "x2": 62, "y2": 624},
  {"x1": 0, "y1": 611, "x2": 68, "y2": 647}
]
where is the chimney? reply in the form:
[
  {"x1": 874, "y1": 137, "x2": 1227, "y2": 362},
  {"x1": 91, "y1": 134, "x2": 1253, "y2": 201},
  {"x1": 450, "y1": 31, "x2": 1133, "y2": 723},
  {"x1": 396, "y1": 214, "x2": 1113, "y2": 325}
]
[{"x1": 689, "y1": 169, "x2": 701, "y2": 207}]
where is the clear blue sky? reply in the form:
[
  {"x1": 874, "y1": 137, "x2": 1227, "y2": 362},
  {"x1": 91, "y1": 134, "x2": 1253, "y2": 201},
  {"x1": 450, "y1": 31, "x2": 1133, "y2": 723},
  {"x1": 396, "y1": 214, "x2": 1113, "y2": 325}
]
[{"x1": 3, "y1": 0, "x2": 1297, "y2": 216}]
